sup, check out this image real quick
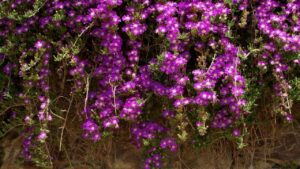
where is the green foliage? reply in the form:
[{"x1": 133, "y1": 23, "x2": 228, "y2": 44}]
[
  {"x1": 283, "y1": 51, "x2": 300, "y2": 61},
  {"x1": 54, "y1": 40, "x2": 83, "y2": 62},
  {"x1": 290, "y1": 77, "x2": 300, "y2": 101},
  {"x1": 54, "y1": 46, "x2": 73, "y2": 62},
  {"x1": 0, "y1": 0, "x2": 47, "y2": 21},
  {"x1": 143, "y1": 139, "x2": 150, "y2": 146},
  {"x1": 0, "y1": 116, "x2": 21, "y2": 139},
  {"x1": 177, "y1": 33, "x2": 189, "y2": 40},
  {"x1": 53, "y1": 10, "x2": 65, "y2": 21},
  {"x1": 21, "y1": 51, "x2": 43, "y2": 72},
  {"x1": 0, "y1": 1, "x2": 300, "y2": 168},
  {"x1": 243, "y1": 80, "x2": 260, "y2": 113},
  {"x1": 224, "y1": 0, "x2": 233, "y2": 6},
  {"x1": 31, "y1": 144, "x2": 52, "y2": 168}
]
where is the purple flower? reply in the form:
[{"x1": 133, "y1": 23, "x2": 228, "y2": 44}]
[
  {"x1": 160, "y1": 138, "x2": 177, "y2": 152},
  {"x1": 232, "y1": 129, "x2": 241, "y2": 137},
  {"x1": 37, "y1": 131, "x2": 47, "y2": 141},
  {"x1": 34, "y1": 40, "x2": 45, "y2": 49},
  {"x1": 162, "y1": 110, "x2": 175, "y2": 118}
]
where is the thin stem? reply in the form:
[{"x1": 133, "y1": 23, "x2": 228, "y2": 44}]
[
  {"x1": 84, "y1": 75, "x2": 90, "y2": 119},
  {"x1": 59, "y1": 95, "x2": 73, "y2": 151}
]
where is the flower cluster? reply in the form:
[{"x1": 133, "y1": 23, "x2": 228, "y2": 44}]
[
  {"x1": 120, "y1": 97, "x2": 144, "y2": 120},
  {"x1": 256, "y1": 0, "x2": 300, "y2": 52},
  {"x1": 0, "y1": 0, "x2": 299, "y2": 168},
  {"x1": 144, "y1": 153, "x2": 163, "y2": 169},
  {"x1": 160, "y1": 137, "x2": 178, "y2": 152},
  {"x1": 82, "y1": 119, "x2": 101, "y2": 141},
  {"x1": 131, "y1": 122, "x2": 165, "y2": 147}
]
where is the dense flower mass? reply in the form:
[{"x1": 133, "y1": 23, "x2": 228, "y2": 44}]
[{"x1": 0, "y1": 0, "x2": 299, "y2": 168}]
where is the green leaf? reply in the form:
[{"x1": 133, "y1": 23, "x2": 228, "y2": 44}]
[
  {"x1": 290, "y1": 77, "x2": 300, "y2": 101},
  {"x1": 143, "y1": 139, "x2": 150, "y2": 146},
  {"x1": 53, "y1": 10, "x2": 65, "y2": 21},
  {"x1": 283, "y1": 51, "x2": 300, "y2": 61},
  {"x1": 224, "y1": 0, "x2": 233, "y2": 6},
  {"x1": 178, "y1": 33, "x2": 189, "y2": 40}
]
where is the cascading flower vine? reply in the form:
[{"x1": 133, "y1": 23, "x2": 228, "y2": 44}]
[{"x1": 0, "y1": 0, "x2": 299, "y2": 168}]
